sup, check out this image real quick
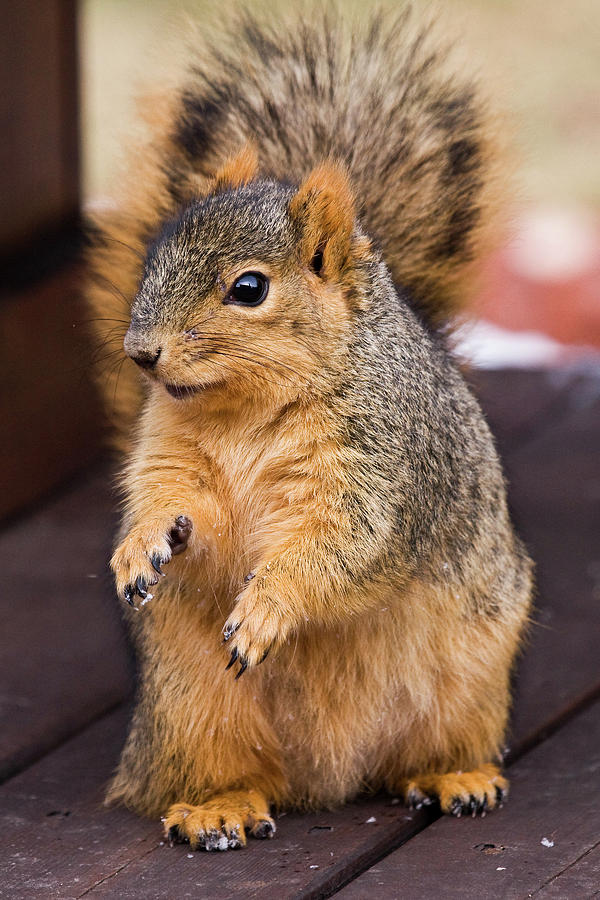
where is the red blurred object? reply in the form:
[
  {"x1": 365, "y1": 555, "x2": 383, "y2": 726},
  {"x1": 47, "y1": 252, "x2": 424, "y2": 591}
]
[{"x1": 475, "y1": 209, "x2": 600, "y2": 348}]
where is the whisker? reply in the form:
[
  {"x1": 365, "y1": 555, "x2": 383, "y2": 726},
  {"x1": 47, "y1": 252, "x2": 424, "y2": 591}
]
[
  {"x1": 81, "y1": 316, "x2": 130, "y2": 326},
  {"x1": 92, "y1": 347, "x2": 127, "y2": 368},
  {"x1": 101, "y1": 353, "x2": 125, "y2": 380},
  {"x1": 190, "y1": 352, "x2": 285, "y2": 390},
  {"x1": 90, "y1": 324, "x2": 127, "y2": 346},
  {"x1": 188, "y1": 331, "x2": 323, "y2": 371},
  {"x1": 93, "y1": 233, "x2": 146, "y2": 261},
  {"x1": 92, "y1": 355, "x2": 124, "y2": 390},
  {"x1": 90, "y1": 273, "x2": 135, "y2": 312},
  {"x1": 189, "y1": 348, "x2": 297, "y2": 387},
  {"x1": 111, "y1": 356, "x2": 128, "y2": 413},
  {"x1": 89, "y1": 332, "x2": 126, "y2": 363},
  {"x1": 188, "y1": 338, "x2": 307, "y2": 381}
]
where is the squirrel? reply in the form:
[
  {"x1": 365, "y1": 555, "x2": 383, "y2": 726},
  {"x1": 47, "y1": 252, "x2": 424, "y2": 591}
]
[{"x1": 87, "y1": 5, "x2": 533, "y2": 851}]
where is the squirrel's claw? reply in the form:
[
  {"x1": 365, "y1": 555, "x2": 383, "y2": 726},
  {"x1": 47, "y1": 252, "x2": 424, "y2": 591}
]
[
  {"x1": 225, "y1": 647, "x2": 248, "y2": 678},
  {"x1": 150, "y1": 553, "x2": 166, "y2": 576},
  {"x1": 225, "y1": 647, "x2": 248, "y2": 681},
  {"x1": 225, "y1": 648, "x2": 239, "y2": 670},
  {"x1": 222, "y1": 577, "x2": 286, "y2": 674},
  {"x1": 222, "y1": 620, "x2": 259, "y2": 676},
  {"x1": 235, "y1": 659, "x2": 248, "y2": 679},
  {"x1": 225, "y1": 645, "x2": 269, "y2": 678},
  {"x1": 122, "y1": 574, "x2": 156, "y2": 607}
]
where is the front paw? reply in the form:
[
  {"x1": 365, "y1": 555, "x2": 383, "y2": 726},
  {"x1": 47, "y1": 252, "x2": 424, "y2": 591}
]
[
  {"x1": 111, "y1": 515, "x2": 193, "y2": 607},
  {"x1": 222, "y1": 578, "x2": 290, "y2": 677}
]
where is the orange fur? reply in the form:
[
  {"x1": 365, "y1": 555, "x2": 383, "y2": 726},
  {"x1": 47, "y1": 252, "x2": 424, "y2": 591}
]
[
  {"x1": 289, "y1": 162, "x2": 356, "y2": 278},
  {"x1": 211, "y1": 143, "x2": 259, "y2": 191}
]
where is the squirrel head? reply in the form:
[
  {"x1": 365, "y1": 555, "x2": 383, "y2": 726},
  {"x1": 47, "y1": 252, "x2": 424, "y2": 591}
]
[{"x1": 124, "y1": 151, "x2": 372, "y2": 404}]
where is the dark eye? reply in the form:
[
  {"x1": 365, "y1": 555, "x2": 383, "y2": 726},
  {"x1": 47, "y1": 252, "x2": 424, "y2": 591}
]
[{"x1": 225, "y1": 271, "x2": 269, "y2": 306}]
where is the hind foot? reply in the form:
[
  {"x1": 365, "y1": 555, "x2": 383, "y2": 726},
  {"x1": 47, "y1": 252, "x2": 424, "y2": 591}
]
[
  {"x1": 163, "y1": 789, "x2": 275, "y2": 851},
  {"x1": 403, "y1": 763, "x2": 508, "y2": 817}
]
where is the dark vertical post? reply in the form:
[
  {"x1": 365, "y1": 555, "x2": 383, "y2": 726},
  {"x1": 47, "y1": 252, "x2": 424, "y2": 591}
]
[
  {"x1": 0, "y1": 0, "x2": 80, "y2": 249},
  {"x1": 0, "y1": 0, "x2": 102, "y2": 521}
]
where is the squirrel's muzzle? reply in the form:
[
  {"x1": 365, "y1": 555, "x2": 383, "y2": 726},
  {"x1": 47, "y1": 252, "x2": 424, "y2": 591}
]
[{"x1": 124, "y1": 328, "x2": 162, "y2": 370}]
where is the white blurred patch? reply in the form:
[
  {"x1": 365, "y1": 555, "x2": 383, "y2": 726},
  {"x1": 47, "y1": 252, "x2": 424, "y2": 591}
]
[
  {"x1": 452, "y1": 319, "x2": 596, "y2": 369},
  {"x1": 507, "y1": 209, "x2": 599, "y2": 282}
]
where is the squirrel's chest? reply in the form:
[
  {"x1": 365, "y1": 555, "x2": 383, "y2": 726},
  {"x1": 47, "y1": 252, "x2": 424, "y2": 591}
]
[{"x1": 199, "y1": 425, "x2": 307, "y2": 552}]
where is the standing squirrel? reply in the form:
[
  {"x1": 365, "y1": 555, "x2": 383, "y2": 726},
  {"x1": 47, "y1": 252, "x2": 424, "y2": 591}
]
[{"x1": 88, "y1": 6, "x2": 532, "y2": 850}]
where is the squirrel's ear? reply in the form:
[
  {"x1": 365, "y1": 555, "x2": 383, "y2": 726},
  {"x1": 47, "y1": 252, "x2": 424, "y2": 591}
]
[
  {"x1": 289, "y1": 162, "x2": 355, "y2": 279},
  {"x1": 212, "y1": 143, "x2": 259, "y2": 191}
]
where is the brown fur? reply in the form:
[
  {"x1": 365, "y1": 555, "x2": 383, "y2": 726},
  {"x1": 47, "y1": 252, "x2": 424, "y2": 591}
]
[{"x1": 87, "y1": 5, "x2": 532, "y2": 850}]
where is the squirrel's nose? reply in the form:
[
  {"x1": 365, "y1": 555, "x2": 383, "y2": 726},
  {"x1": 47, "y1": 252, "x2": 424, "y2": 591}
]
[
  {"x1": 129, "y1": 347, "x2": 162, "y2": 370},
  {"x1": 124, "y1": 329, "x2": 162, "y2": 369}
]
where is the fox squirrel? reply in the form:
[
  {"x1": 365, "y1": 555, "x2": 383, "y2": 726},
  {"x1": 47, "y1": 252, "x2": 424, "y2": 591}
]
[{"x1": 87, "y1": 6, "x2": 532, "y2": 850}]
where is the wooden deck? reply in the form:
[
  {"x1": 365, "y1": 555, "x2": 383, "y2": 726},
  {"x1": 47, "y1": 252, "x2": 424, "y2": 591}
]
[{"x1": 1, "y1": 366, "x2": 599, "y2": 899}]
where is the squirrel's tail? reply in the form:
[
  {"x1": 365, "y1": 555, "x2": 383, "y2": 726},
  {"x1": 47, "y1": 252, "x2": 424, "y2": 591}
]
[{"x1": 165, "y1": 4, "x2": 506, "y2": 326}]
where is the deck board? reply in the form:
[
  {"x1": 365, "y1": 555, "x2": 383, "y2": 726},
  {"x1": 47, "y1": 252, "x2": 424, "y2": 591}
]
[
  {"x1": 0, "y1": 470, "x2": 132, "y2": 782},
  {"x1": 486, "y1": 366, "x2": 600, "y2": 753},
  {"x1": 337, "y1": 699, "x2": 600, "y2": 900},
  {"x1": 534, "y1": 843, "x2": 600, "y2": 898}
]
